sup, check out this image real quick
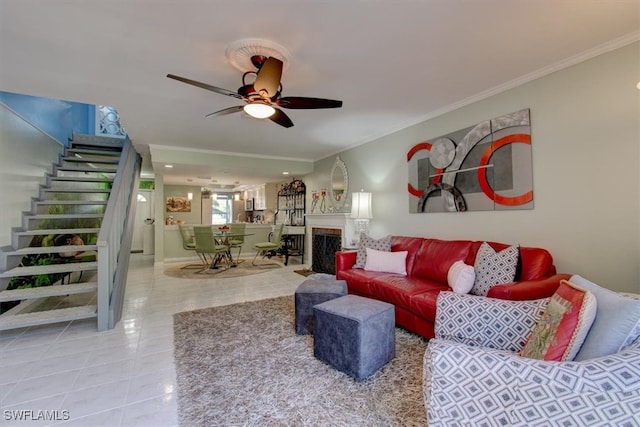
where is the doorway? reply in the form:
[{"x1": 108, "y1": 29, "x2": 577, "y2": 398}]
[{"x1": 132, "y1": 190, "x2": 154, "y2": 252}]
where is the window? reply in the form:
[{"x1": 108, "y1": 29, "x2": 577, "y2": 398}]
[{"x1": 211, "y1": 194, "x2": 232, "y2": 225}]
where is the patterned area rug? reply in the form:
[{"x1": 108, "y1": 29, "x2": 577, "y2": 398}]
[
  {"x1": 164, "y1": 259, "x2": 283, "y2": 279},
  {"x1": 173, "y1": 296, "x2": 428, "y2": 426}
]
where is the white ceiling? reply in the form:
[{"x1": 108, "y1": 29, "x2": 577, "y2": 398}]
[{"x1": 1, "y1": 0, "x2": 638, "y2": 188}]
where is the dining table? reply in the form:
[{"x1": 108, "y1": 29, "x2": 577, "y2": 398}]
[{"x1": 212, "y1": 229, "x2": 254, "y2": 267}]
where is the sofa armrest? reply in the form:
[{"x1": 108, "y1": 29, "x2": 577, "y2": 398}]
[
  {"x1": 335, "y1": 250, "x2": 357, "y2": 273},
  {"x1": 487, "y1": 273, "x2": 570, "y2": 300},
  {"x1": 423, "y1": 339, "x2": 640, "y2": 427},
  {"x1": 435, "y1": 292, "x2": 549, "y2": 352}
]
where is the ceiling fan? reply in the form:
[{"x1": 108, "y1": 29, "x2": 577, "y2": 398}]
[{"x1": 167, "y1": 56, "x2": 342, "y2": 128}]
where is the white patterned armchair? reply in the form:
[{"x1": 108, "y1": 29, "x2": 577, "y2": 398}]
[{"x1": 423, "y1": 283, "x2": 640, "y2": 427}]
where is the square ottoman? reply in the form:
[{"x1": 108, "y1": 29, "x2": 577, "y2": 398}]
[
  {"x1": 313, "y1": 295, "x2": 395, "y2": 381},
  {"x1": 294, "y1": 277, "x2": 347, "y2": 335}
]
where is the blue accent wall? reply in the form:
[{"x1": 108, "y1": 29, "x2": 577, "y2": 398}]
[{"x1": 0, "y1": 91, "x2": 94, "y2": 146}]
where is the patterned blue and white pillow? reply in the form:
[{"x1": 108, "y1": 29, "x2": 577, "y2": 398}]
[
  {"x1": 436, "y1": 291, "x2": 549, "y2": 352},
  {"x1": 470, "y1": 242, "x2": 519, "y2": 296}
]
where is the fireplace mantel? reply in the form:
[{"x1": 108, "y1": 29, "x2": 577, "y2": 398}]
[{"x1": 304, "y1": 213, "x2": 356, "y2": 265}]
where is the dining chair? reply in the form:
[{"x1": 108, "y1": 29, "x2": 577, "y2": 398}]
[
  {"x1": 228, "y1": 222, "x2": 246, "y2": 264},
  {"x1": 178, "y1": 224, "x2": 206, "y2": 269},
  {"x1": 193, "y1": 225, "x2": 231, "y2": 272},
  {"x1": 252, "y1": 223, "x2": 284, "y2": 266}
]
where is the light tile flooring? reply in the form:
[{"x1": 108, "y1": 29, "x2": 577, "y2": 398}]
[{"x1": 0, "y1": 254, "x2": 307, "y2": 426}]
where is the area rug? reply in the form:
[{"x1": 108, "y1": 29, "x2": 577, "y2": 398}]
[
  {"x1": 173, "y1": 296, "x2": 428, "y2": 426},
  {"x1": 164, "y1": 259, "x2": 283, "y2": 279}
]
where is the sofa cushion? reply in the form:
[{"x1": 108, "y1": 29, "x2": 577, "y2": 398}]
[
  {"x1": 411, "y1": 239, "x2": 474, "y2": 284},
  {"x1": 368, "y1": 275, "x2": 445, "y2": 312},
  {"x1": 520, "y1": 280, "x2": 597, "y2": 361},
  {"x1": 407, "y1": 290, "x2": 443, "y2": 324},
  {"x1": 354, "y1": 234, "x2": 391, "y2": 269},
  {"x1": 338, "y1": 268, "x2": 388, "y2": 296},
  {"x1": 569, "y1": 275, "x2": 640, "y2": 361},
  {"x1": 467, "y1": 242, "x2": 556, "y2": 281},
  {"x1": 470, "y1": 242, "x2": 519, "y2": 296},
  {"x1": 364, "y1": 248, "x2": 408, "y2": 275},
  {"x1": 447, "y1": 261, "x2": 475, "y2": 294},
  {"x1": 390, "y1": 236, "x2": 425, "y2": 276},
  {"x1": 517, "y1": 247, "x2": 556, "y2": 280}
]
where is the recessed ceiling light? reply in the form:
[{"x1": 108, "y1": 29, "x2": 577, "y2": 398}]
[
  {"x1": 282, "y1": 171, "x2": 289, "y2": 175},
  {"x1": 165, "y1": 164, "x2": 173, "y2": 168}
]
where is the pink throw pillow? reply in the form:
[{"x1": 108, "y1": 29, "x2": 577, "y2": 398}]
[
  {"x1": 364, "y1": 248, "x2": 408, "y2": 275},
  {"x1": 447, "y1": 260, "x2": 475, "y2": 294}
]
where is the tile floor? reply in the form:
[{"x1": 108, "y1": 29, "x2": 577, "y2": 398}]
[{"x1": 0, "y1": 254, "x2": 307, "y2": 426}]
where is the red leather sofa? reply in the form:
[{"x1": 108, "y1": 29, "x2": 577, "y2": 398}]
[{"x1": 335, "y1": 236, "x2": 569, "y2": 339}]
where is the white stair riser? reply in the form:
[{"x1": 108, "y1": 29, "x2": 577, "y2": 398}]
[
  {"x1": 0, "y1": 282, "x2": 97, "y2": 302},
  {"x1": 11, "y1": 229, "x2": 99, "y2": 250},
  {"x1": 0, "y1": 305, "x2": 97, "y2": 331},
  {"x1": 23, "y1": 215, "x2": 103, "y2": 231},
  {"x1": 39, "y1": 188, "x2": 111, "y2": 201},
  {"x1": 0, "y1": 245, "x2": 99, "y2": 271},
  {"x1": 33, "y1": 203, "x2": 107, "y2": 215},
  {"x1": 0, "y1": 261, "x2": 98, "y2": 279},
  {"x1": 55, "y1": 169, "x2": 117, "y2": 178}
]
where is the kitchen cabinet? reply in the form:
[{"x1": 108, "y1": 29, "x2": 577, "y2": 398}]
[
  {"x1": 254, "y1": 185, "x2": 266, "y2": 210},
  {"x1": 246, "y1": 183, "x2": 278, "y2": 211}
]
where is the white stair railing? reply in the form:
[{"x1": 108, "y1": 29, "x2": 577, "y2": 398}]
[{"x1": 96, "y1": 139, "x2": 140, "y2": 331}]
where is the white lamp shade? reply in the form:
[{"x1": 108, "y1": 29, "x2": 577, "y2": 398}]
[
  {"x1": 244, "y1": 103, "x2": 275, "y2": 119},
  {"x1": 350, "y1": 191, "x2": 372, "y2": 219}
]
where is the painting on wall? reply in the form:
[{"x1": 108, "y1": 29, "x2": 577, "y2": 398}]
[
  {"x1": 407, "y1": 109, "x2": 533, "y2": 213},
  {"x1": 166, "y1": 197, "x2": 191, "y2": 213}
]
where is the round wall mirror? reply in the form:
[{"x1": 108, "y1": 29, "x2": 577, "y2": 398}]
[{"x1": 329, "y1": 156, "x2": 349, "y2": 211}]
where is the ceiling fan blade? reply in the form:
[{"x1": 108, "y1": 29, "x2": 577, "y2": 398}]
[
  {"x1": 276, "y1": 97, "x2": 343, "y2": 109},
  {"x1": 167, "y1": 74, "x2": 243, "y2": 99},
  {"x1": 269, "y1": 108, "x2": 294, "y2": 128},
  {"x1": 205, "y1": 105, "x2": 244, "y2": 118},
  {"x1": 253, "y1": 57, "x2": 283, "y2": 98}
]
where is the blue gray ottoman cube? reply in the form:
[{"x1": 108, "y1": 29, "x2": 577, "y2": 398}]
[
  {"x1": 313, "y1": 294, "x2": 395, "y2": 381},
  {"x1": 294, "y1": 276, "x2": 347, "y2": 335}
]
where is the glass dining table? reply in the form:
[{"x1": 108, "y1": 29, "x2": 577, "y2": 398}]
[{"x1": 211, "y1": 229, "x2": 254, "y2": 267}]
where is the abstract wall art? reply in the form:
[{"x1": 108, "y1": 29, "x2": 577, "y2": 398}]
[{"x1": 407, "y1": 109, "x2": 533, "y2": 213}]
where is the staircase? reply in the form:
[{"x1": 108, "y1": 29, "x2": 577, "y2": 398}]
[{"x1": 0, "y1": 134, "x2": 136, "y2": 331}]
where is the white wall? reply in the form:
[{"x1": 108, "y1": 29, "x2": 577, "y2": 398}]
[
  {"x1": 306, "y1": 42, "x2": 640, "y2": 292},
  {"x1": 0, "y1": 104, "x2": 63, "y2": 247}
]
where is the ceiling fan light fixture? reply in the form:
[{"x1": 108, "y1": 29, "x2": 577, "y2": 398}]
[{"x1": 244, "y1": 103, "x2": 275, "y2": 119}]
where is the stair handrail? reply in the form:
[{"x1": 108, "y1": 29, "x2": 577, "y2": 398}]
[{"x1": 96, "y1": 138, "x2": 141, "y2": 331}]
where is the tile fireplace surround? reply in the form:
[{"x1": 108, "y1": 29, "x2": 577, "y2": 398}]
[{"x1": 304, "y1": 213, "x2": 356, "y2": 266}]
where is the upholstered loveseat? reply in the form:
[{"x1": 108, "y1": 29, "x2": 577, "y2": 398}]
[
  {"x1": 423, "y1": 275, "x2": 640, "y2": 426},
  {"x1": 335, "y1": 236, "x2": 568, "y2": 339}
]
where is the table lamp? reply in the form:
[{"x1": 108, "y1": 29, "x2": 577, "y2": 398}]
[{"x1": 350, "y1": 190, "x2": 372, "y2": 246}]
